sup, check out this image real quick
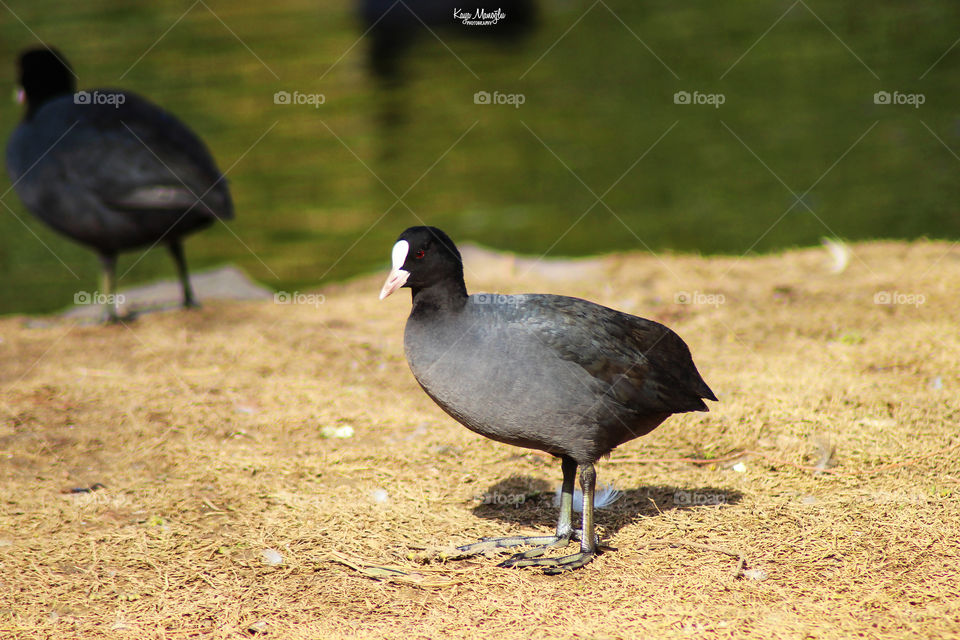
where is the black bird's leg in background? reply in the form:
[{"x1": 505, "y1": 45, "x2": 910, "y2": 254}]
[
  {"x1": 168, "y1": 240, "x2": 199, "y2": 309},
  {"x1": 98, "y1": 252, "x2": 120, "y2": 323},
  {"x1": 501, "y1": 462, "x2": 600, "y2": 573},
  {"x1": 450, "y1": 455, "x2": 579, "y2": 560}
]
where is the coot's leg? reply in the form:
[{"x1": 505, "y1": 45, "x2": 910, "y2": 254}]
[
  {"x1": 449, "y1": 456, "x2": 578, "y2": 560},
  {"x1": 98, "y1": 252, "x2": 121, "y2": 323},
  {"x1": 168, "y1": 240, "x2": 199, "y2": 308},
  {"x1": 555, "y1": 455, "x2": 577, "y2": 539},
  {"x1": 501, "y1": 463, "x2": 600, "y2": 573}
]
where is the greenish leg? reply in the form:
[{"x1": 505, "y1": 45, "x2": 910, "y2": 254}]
[
  {"x1": 168, "y1": 240, "x2": 199, "y2": 309},
  {"x1": 451, "y1": 456, "x2": 579, "y2": 561},
  {"x1": 98, "y1": 252, "x2": 120, "y2": 323},
  {"x1": 501, "y1": 462, "x2": 600, "y2": 574}
]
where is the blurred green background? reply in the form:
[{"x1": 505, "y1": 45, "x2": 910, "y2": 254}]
[{"x1": 2, "y1": 0, "x2": 959, "y2": 314}]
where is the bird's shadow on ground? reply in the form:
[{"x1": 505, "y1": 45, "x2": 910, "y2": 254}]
[{"x1": 466, "y1": 475, "x2": 742, "y2": 537}]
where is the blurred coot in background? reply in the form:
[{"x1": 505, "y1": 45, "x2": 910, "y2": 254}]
[{"x1": 6, "y1": 47, "x2": 233, "y2": 320}]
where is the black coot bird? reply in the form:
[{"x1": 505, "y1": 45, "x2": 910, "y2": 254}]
[
  {"x1": 380, "y1": 227, "x2": 717, "y2": 573},
  {"x1": 5, "y1": 47, "x2": 233, "y2": 321}
]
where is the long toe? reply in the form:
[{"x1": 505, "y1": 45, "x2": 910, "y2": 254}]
[
  {"x1": 494, "y1": 544, "x2": 554, "y2": 565},
  {"x1": 452, "y1": 534, "x2": 572, "y2": 559},
  {"x1": 500, "y1": 549, "x2": 598, "y2": 574}
]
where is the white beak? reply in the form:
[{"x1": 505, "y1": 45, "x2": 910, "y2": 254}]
[
  {"x1": 379, "y1": 240, "x2": 410, "y2": 300},
  {"x1": 379, "y1": 268, "x2": 409, "y2": 300}
]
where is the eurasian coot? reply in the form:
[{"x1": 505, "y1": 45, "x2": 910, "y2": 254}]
[
  {"x1": 5, "y1": 47, "x2": 233, "y2": 321},
  {"x1": 380, "y1": 226, "x2": 717, "y2": 573}
]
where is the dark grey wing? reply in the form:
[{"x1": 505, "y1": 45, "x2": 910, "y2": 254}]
[
  {"x1": 518, "y1": 295, "x2": 716, "y2": 414},
  {"x1": 6, "y1": 91, "x2": 234, "y2": 250},
  {"x1": 75, "y1": 90, "x2": 233, "y2": 221}
]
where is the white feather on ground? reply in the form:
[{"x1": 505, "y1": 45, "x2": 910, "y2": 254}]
[{"x1": 554, "y1": 483, "x2": 623, "y2": 511}]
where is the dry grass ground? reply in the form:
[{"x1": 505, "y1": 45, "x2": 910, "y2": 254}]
[{"x1": 1, "y1": 241, "x2": 958, "y2": 639}]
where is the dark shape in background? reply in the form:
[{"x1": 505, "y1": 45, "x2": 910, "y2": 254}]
[{"x1": 359, "y1": 0, "x2": 538, "y2": 82}]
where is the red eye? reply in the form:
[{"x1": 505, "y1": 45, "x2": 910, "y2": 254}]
[{"x1": 415, "y1": 249, "x2": 426, "y2": 259}]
